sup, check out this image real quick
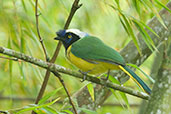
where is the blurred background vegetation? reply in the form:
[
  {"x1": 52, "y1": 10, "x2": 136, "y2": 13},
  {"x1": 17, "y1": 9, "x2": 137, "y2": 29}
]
[{"x1": 0, "y1": 0, "x2": 170, "y2": 114}]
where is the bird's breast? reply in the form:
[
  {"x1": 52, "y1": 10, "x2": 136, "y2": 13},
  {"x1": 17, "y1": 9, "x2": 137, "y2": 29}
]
[{"x1": 66, "y1": 46, "x2": 119, "y2": 75}]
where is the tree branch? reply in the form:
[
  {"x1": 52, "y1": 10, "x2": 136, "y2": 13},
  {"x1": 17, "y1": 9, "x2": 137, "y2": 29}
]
[
  {"x1": 0, "y1": 46, "x2": 150, "y2": 100},
  {"x1": 35, "y1": 0, "x2": 49, "y2": 61},
  {"x1": 145, "y1": 42, "x2": 171, "y2": 114},
  {"x1": 53, "y1": 71, "x2": 78, "y2": 114},
  {"x1": 33, "y1": 0, "x2": 82, "y2": 113},
  {"x1": 53, "y1": 72, "x2": 78, "y2": 114}
]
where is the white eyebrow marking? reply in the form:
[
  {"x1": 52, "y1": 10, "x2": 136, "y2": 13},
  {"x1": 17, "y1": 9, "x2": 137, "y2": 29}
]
[{"x1": 66, "y1": 29, "x2": 89, "y2": 38}]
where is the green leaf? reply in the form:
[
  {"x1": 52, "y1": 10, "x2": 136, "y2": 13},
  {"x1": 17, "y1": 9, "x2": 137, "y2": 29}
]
[
  {"x1": 138, "y1": 20, "x2": 159, "y2": 38},
  {"x1": 119, "y1": 91, "x2": 129, "y2": 109},
  {"x1": 132, "y1": 0, "x2": 141, "y2": 16},
  {"x1": 34, "y1": 108, "x2": 52, "y2": 114},
  {"x1": 139, "y1": 24, "x2": 157, "y2": 51},
  {"x1": 79, "y1": 108, "x2": 97, "y2": 114},
  {"x1": 108, "y1": 75, "x2": 120, "y2": 85},
  {"x1": 119, "y1": 16, "x2": 130, "y2": 36},
  {"x1": 132, "y1": 20, "x2": 155, "y2": 52},
  {"x1": 110, "y1": 89, "x2": 127, "y2": 109},
  {"x1": 62, "y1": 110, "x2": 73, "y2": 114},
  {"x1": 109, "y1": 3, "x2": 160, "y2": 55},
  {"x1": 21, "y1": 0, "x2": 27, "y2": 12},
  {"x1": 35, "y1": 107, "x2": 58, "y2": 114},
  {"x1": 109, "y1": 76, "x2": 130, "y2": 109},
  {"x1": 142, "y1": 0, "x2": 167, "y2": 29},
  {"x1": 127, "y1": 63, "x2": 155, "y2": 83},
  {"x1": 38, "y1": 87, "x2": 62, "y2": 105},
  {"x1": 16, "y1": 98, "x2": 60, "y2": 114},
  {"x1": 128, "y1": 15, "x2": 159, "y2": 38},
  {"x1": 87, "y1": 83, "x2": 95, "y2": 101},
  {"x1": 114, "y1": 0, "x2": 120, "y2": 8},
  {"x1": 120, "y1": 13, "x2": 142, "y2": 55},
  {"x1": 154, "y1": 0, "x2": 171, "y2": 13},
  {"x1": 108, "y1": 4, "x2": 118, "y2": 11}
]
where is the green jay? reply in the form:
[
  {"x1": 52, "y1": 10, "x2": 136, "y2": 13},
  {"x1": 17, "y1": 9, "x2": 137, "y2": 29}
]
[{"x1": 54, "y1": 29, "x2": 151, "y2": 95}]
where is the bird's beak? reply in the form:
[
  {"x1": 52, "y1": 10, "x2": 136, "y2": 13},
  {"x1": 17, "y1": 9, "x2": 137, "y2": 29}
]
[
  {"x1": 54, "y1": 36, "x2": 61, "y2": 40},
  {"x1": 54, "y1": 36, "x2": 64, "y2": 41},
  {"x1": 54, "y1": 29, "x2": 66, "y2": 41}
]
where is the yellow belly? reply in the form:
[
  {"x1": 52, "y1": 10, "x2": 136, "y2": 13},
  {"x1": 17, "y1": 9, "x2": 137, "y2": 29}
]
[{"x1": 67, "y1": 46, "x2": 119, "y2": 75}]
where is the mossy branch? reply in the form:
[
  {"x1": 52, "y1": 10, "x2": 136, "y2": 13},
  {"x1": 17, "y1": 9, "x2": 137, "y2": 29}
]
[{"x1": 0, "y1": 46, "x2": 149, "y2": 100}]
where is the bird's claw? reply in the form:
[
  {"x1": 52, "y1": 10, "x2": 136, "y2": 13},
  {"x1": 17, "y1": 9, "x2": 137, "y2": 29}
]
[{"x1": 79, "y1": 70, "x2": 89, "y2": 82}]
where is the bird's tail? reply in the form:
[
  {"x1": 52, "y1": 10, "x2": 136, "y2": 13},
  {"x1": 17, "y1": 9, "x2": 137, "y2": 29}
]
[{"x1": 118, "y1": 65, "x2": 151, "y2": 95}]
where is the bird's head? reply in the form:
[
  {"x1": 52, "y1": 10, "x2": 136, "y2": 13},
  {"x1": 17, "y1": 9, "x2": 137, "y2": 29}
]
[{"x1": 54, "y1": 29, "x2": 88, "y2": 50}]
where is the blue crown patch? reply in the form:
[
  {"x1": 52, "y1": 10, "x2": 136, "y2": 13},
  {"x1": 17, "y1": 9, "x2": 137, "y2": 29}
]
[{"x1": 56, "y1": 30, "x2": 66, "y2": 37}]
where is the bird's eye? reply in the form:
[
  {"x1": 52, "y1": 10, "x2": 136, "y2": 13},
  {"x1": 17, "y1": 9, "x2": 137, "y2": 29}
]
[{"x1": 68, "y1": 35, "x2": 72, "y2": 39}]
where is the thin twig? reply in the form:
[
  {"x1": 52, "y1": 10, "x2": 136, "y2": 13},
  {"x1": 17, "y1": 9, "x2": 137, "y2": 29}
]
[
  {"x1": 53, "y1": 72, "x2": 78, "y2": 114},
  {"x1": 35, "y1": 0, "x2": 49, "y2": 61},
  {"x1": 32, "y1": 1, "x2": 49, "y2": 113},
  {"x1": 0, "y1": 46, "x2": 150, "y2": 100},
  {"x1": 0, "y1": 56, "x2": 18, "y2": 61},
  {"x1": 33, "y1": 0, "x2": 82, "y2": 113}
]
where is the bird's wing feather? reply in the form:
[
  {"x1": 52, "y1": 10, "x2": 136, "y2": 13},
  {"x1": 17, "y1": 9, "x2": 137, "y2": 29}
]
[{"x1": 71, "y1": 36, "x2": 125, "y2": 65}]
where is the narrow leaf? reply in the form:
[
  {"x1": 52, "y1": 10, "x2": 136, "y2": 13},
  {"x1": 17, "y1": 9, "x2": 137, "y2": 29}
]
[
  {"x1": 127, "y1": 63, "x2": 155, "y2": 83},
  {"x1": 155, "y1": 0, "x2": 171, "y2": 13},
  {"x1": 121, "y1": 13, "x2": 142, "y2": 55},
  {"x1": 62, "y1": 110, "x2": 73, "y2": 114},
  {"x1": 35, "y1": 107, "x2": 58, "y2": 114},
  {"x1": 38, "y1": 87, "x2": 62, "y2": 105},
  {"x1": 87, "y1": 83, "x2": 95, "y2": 101},
  {"x1": 21, "y1": 0, "x2": 27, "y2": 12},
  {"x1": 109, "y1": 75, "x2": 120, "y2": 85},
  {"x1": 119, "y1": 91, "x2": 129, "y2": 109},
  {"x1": 133, "y1": 0, "x2": 141, "y2": 16},
  {"x1": 79, "y1": 108, "x2": 97, "y2": 114},
  {"x1": 110, "y1": 89, "x2": 127, "y2": 109},
  {"x1": 119, "y1": 16, "x2": 130, "y2": 36},
  {"x1": 109, "y1": 76, "x2": 130, "y2": 108},
  {"x1": 16, "y1": 98, "x2": 60, "y2": 114},
  {"x1": 138, "y1": 20, "x2": 159, "y2": 38},
  {"x1": 143, "y1": 0, "x2": 167, "y2": 29},
  {"x1": 132, "y1": 20, "x2": 155, "y2": 52}
]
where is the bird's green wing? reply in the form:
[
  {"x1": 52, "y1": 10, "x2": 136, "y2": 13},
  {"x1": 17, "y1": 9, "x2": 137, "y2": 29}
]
[{"x1": 71, "y1": 36, "x2": 125, "y2": 65}]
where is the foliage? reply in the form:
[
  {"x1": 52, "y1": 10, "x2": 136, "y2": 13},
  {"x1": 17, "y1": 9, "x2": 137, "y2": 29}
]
[{"x1": 0, "y1": 0, "x2": 170, "y2": 114}]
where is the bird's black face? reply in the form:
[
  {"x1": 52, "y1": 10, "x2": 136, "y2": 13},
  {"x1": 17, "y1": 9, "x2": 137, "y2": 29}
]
[{"x1": 54, "y1": 30, "x2": 80, "y2": 50}]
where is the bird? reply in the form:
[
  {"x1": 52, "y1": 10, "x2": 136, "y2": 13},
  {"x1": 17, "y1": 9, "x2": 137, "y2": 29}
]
[{"x1": 54, "y1": 29, "x2": 151, "y2": 95}]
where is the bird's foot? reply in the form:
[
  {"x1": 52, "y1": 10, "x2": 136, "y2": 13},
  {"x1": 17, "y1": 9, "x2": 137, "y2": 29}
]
[
  {"x1": 79, "y1": 70, "x2": 90, "y2": 82},
  {"x1": 104, "y1": 69, "x2": 110, "y2": 81},
  {"x1": 101, "y1": 70, "x2": 111, "y2": 87}
]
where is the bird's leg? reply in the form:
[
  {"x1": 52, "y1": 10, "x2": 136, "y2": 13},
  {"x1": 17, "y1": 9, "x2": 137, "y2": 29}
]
[
  {"x1": 106, "y1": 69, "x2": 110, "y2": 80},
  {"x1": 79, "y1": 70, "x2": 91, "y2": 82}
]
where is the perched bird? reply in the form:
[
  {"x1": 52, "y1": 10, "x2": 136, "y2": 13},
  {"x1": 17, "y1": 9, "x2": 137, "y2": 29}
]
[{"x1": 54, "y1": 29, "x2": 151, "y2": 94}]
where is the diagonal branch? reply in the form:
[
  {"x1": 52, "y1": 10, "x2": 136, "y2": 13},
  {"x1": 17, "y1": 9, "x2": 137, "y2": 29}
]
[
  {"x1": 0, "y1": 46, "x2": 150, "y2": 100},
  {"x1": 53, "y1": 72, "x2": 78, "y2": 114},
  {"x1": 34, "y1": 0, "x2": 82, "y2": 112}
]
